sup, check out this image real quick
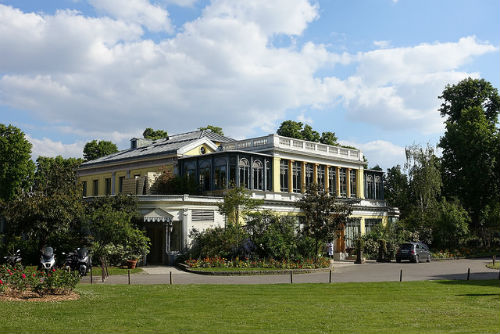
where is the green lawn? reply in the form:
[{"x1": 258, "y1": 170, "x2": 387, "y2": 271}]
[
  {"x1": 1, "y1": 280, "x2": 498, "y2": 333},
  {"x1": 486, "y1": 262, "x2": 499, "y2": 270}
]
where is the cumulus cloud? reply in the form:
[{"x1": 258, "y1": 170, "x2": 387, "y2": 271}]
[
  {"x1": 341, "y1": 139, "x2": 406, "y2": 170},
  {"x1": 89, "y1": 0, "x2": 173, "y2": 33},
  {"x1": 0, "y1": 1, "x2": 497, "y2": 155},
  {"x1": 27, "y1": 135, "x2": 85, "y2": 159}
]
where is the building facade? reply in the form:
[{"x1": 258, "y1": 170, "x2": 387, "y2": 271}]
[{"x1": 78, "y1": 130, "x2": 399, "y2": 264}]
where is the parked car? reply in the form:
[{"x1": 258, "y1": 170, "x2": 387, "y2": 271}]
[{"x1": 396, "y1": 242, "x2": 431, "y2": 263}]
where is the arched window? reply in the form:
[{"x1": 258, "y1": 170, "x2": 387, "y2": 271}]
[
  {"x1": 239, "y1": 158, "x2": 250, "y2": 189},
  {"x1": 253, "y1": 160, "x2": 263, "y2": 190}
]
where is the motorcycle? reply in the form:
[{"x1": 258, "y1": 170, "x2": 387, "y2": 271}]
[
  {"x1": 39, "y1": 246, "x2": 56, "y2": 272},
  {"x1": 3, "y1": 249, "x2": 22, "y2": 267},
  {"x1": 63, "y1": 247, "x2": 91, "y2": 276},
  {"x1": 76, "y1": 247, "x2": 91, "y2": 276}
]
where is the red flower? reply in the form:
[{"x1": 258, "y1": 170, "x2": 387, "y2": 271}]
[
  {"x1": 21, "y1": 273, "x2": 26, "y2": 279},
  {"x1": 33, "y1": 273, "x2": 36, "y2": 277},
  {"x1": 9, "y1": 272, "x2": 13, "y2": 276},
  {"x1": 0, "y1": 279, "x2": 3, "y2": 285},
  {"x1": 52, "y1": 268, "x2": 56, "y2": 272}
]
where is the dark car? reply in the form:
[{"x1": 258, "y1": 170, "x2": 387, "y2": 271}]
[{"x1": 396, "y1": 242, "x2": 431, "y2": 263}]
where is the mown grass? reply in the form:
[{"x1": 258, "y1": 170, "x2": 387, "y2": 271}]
[
  {"x1": 0, "y1": 280, "x2": 498, "y2": 333},
  {"x1": 486, "y1": 262, "x2": 499, "y2": 270}
]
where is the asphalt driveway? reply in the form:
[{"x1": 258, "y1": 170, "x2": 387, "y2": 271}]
[{"x1": 80, "y1": 258, "x2": 499, "y2": 285}]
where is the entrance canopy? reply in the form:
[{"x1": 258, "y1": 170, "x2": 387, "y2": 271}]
[{"x1": 142, "y1": 208, "x2": 173, "y2": 223}]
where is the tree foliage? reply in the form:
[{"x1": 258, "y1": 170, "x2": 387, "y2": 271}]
[
  {"x1": 143, "y1": 128, "x2": 169, "y2": 140},
  {"x1": 0, "y1": 124, "x2": 35, "y2": 201},
  {"x1": 217, "y1": 186, "x2": 263, "y2": 227},
  {"x1": 83, "y1": 140, "x2": 118, "y2": 161},
  {"x1": 276, "y1": 120, "x2": 339, "y2": 146},
  {"x1": 438, "y1": 78, "x2": 500, "y2": 233},
  {"x1": 198, "y1": 125, "x2": 224, "y2": 136},
  {"x1": 384, "y1": 165, "x2": 409, "y2": 216},
  {"x1": 295, "y1": 183, "x2": 354, "y2": 257}
]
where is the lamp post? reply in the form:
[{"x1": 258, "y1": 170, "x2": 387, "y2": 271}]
[{"x1": 166, "y1": 219, "x2": 173, "y2": 265}]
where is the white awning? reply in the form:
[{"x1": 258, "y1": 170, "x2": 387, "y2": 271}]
[{"x1": 143, "y1": 208, "x2": 173, "y2": 223}]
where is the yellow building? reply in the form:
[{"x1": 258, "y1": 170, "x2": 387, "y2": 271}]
[{"x1": 78, "y1": 130, "x2": 398, "y2": 264}]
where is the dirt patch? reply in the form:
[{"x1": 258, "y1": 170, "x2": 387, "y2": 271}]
[{"x1": 0, "y1": 290, "x2": 79, "y2": 302}]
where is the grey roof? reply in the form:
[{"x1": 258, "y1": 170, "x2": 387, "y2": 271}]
[{"x1": 80, "y1": 130, "x2": 235, "y2": 168}]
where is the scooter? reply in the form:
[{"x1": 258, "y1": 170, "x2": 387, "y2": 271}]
[
  {"x1": 3, "y1": 249, "x2": 22, "y2": 267},
  {"x1": 63, "y1": 247, "x2": 91, "y2": 276},
  {"x1": 39, "y1": 246, "x2": 56, "y2": 272},
  {"x1": 76, "y1": 247, "x2": 91, "y2": 276}
]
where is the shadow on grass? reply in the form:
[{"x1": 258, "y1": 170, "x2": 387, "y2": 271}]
[
  {"x1": 456, "y1": 293, "x2": 500, "y2": 297},
  {"x1": 432, "y1": 278, "x2": 500, "y2": 288}
]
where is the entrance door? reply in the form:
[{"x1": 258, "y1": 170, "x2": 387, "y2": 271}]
[{"x1": 146, "y1": 224, "x2": 165, "y2": 265}]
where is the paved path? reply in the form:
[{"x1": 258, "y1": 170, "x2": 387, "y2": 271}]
[{"x1": 80, "y1": 258, "x2": 499, "y2": 285}]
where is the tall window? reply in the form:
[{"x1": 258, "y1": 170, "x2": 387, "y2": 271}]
[
  {"x1": 184, "y1": 162, "x2": 196, "y2": 179},
  {"x1": 317, "y1": 165, "x2": 325, "y2": 191},
  {"x1": 366, "y1": 175, "x2": 374, "y2": 199},
  {"x1": 339, "y1": 168, "x2": 347, "y2": 197},
  {"x1": 350, "y1": 170, "x2": 357, "y2": 198},
  {"x1": 292, "y1": 161, "x2": 302, "y2": 193},
  {"x1": 199, "y1": 160, "x2": 211, "y2": 191},
  {"x1": 82, "y1": 181, "x2": 87, "y2": 197},
  {"x1": 328, "y1": 167, "x2": 336, "y2": 196},
  {"x1": 214, "y1": 158, "x2": 227, "y2": 190},
  {"x1": 239, "y1": 158, "x2": 250, "y2": 189},
  {"x1": 365, "y1": 218, "x2": 382, "y2": 234},
  {"x1": 345, "y1": 218, "x2": 361, "y2": 249},
  {"x1": 119, "y1": 176, "x2": 125, "y2": 193},
  {"x1": 93, "y1": 179, "x2": 99, "y2": 196},
  {"x1": 105, "y1": 178, "x2": 111, "y2": 195},
  {"x1": 375, "y1": 176, "x2": 383, "y2": 199},
  {"x1": 280, "y1": 159, "x2": 289, "y2": 192},
  {"x1": 305, "y1": 163, "x2": 314, "y2": 189},
  {"x1": 229, "y1": 157, "x2": 237, "y2": 187},
  {"x1": 265, "y1": 159, "x2": 272, "y2": 191},
  {"x1": 253, "y1": 160, "x2": 263, "y2": 190}
]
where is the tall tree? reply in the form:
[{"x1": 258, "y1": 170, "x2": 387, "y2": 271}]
[
  {"x1": 301, "y1": 124, "x2": 321, "y2": 142},
  {"x1": 34, "y1": 156, "x2": 83, "y2": 195},
  {"x1": 143, "y1": 128, "x2": 168, "y2": 140},
  {"x1": 83, "y1": 140, "x2": 118, "y2": 161},
  {"x1": 199, "y1": 125, "x2": 224, "y2": 136},
  {"x1": 295, "y1": 183, "x2": 354, "y2": 258},
  {"x1": 276, "y1": 120, "x2": 303, "y2": 139},
  {"x1": 384, "y1": 165, "x2": 409, "y2": 216},
  {"x1": 438, "y1": 78, "x2": 500, "y2": 233},
  {"x1": 319, "y1": 131, "x2": 338, "y2": 145},
  {"x1": 0, "y1": 124, "x2": 35, "y2": 201}
]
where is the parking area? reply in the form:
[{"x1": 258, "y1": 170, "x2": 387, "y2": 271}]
[{"x1": 80, "y1": 258, "x2": 499, "y2": 285}]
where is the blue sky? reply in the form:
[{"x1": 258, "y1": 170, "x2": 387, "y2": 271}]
[{"x1": 0, "y1": 0, "x2": 498, "y2": 169}]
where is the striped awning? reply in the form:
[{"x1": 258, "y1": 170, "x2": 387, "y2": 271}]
[{"x1": 143, "y1": 208, "x2": 173, "y2": 223}]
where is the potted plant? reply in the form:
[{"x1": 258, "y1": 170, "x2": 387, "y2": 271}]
[{"x1": 125, "y1": 228, "x2": 151, "y2": 269}]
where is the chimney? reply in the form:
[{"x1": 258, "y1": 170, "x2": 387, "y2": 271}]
[{"x1": 130, "y1": 138, "x2": 152, "y2": 149}]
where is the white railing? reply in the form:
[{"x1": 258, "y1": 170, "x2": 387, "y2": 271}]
[{"x1": 221, "y1": 134, "x2": 362, "y2": 161}]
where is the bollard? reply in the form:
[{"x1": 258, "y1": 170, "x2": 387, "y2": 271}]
[
  {"x1": 90, "y1": 266, "x2": 93, "y2": 285},
  {"x1": 128, "y1": 269, "x2": 131, "y2": 285},
  {"x1": 329, "y1": 270, "x2": 332, "y2": 284},
  {"x1": 170, "y1": 271, "x2": 172, "y2": 285},
  {"x1": 290, "y1": 271, "x2": 293, "y2": 284},
  {"x1": 467, "y1": 268, "x2": 470, "y2": 281},
  {"x1": 400, "y1": 269, "x2": 403, "y2": 282},
  {"x1": 493, "y1": 255, "x2": 496, "y2": 266}
]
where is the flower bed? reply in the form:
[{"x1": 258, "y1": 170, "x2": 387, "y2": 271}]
[
  {"x1": 0, "y1": 264, "x2": 80, "y2": 298},
  {"x1": 185, "y1": 257, "x2": 330, "y2": 270}
]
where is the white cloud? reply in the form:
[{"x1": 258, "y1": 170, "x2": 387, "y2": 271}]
[
  {"x1": 89, "y1": 0, "x2": 173, "y2": 33},
  {"x1": 0, "y1": 2, "x2": 497, "y2": 155},
  {"x1": 373, "y1": 40, "x2": 390, "y2": 48},
  {"x1": 341, "y1": 139, "x2": 406, "y2": 170},
  {"x1": 27, "y1": 135, "x2": 84, "y2": 159}
]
